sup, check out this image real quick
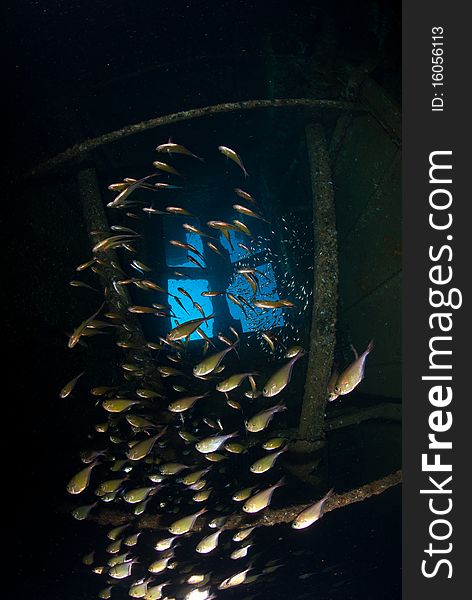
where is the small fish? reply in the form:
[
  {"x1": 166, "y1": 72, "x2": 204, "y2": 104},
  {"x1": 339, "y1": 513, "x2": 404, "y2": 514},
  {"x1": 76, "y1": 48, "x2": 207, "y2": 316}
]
[
  {"x1": 131, "y1": 259, "x2": 152, "y2": 272},
  {"x1": 232, "y1": 487, "x2": 257, "y2": 502},
  {"x1": 196, "y1": 529, "x2": 222, "y2": 554},
  {"x1": 218, "y1": 145, "x2": 248, "y2": 177},
  {"x1": 93, "y1": 234, "x2": 140, "y2": 253},
  {"x1": 177, "y1": 287, "x2": 193, "y2": 302},
  {"x1": 107, "y1": 175, "x2": 157, "y2": 208},
  {"x1": 167, "y1": 314, "x2": 215, "y2": 341},
  {"x1": 187, "y1": 255, "x2": 206, "y2": 269},
  {"x1": 111, "y1": 225, "x2": 139, "y2": 234},
  {"x1": 187, "y1": 574, "x2": 207, "y2": 584},
  {"x1": 246, "y1": 402, "x2": 287, "y2": 433},
  {"x1": 193, "y1": 342, "x2": 238, "y2": 377},
  {"x1": 243, "y1": 478, "x2": 286, "y2": 513},
  {"x1": 196, "y1": 328, "x2": 216, "y2": 348},
  {"x1": 216, "y1": 372, "x2": 257, "y2": 393},
  {"x1": 292, "y1": 489, "x2": 334, "y2": 529},
  {"x1": 232, "y1": 526, "x2": 256, "y2": 541},
  {"x1": 231, "y1": 544, "x2": 252, "y2": 560},
  {"x1": 126, "y1": 433, "x2": 162, "y2": 461},
  {"x1": 226, "y1": 293, "x2": 247, "y2": 315},
  {"x1": 227, "y1": 398, "x2": 242, "y2": 410},
  {"x1": 128, "y1": 306, "x2": 160, "y2": 314},
  {"x1": 174, "y1": 296, "x2": 190, "y2": 315},
  {"x1": 95, "y1": 478, "x2": 127, "y2": 496},
  {"x1": 142, "y1": 207, "x2": 167, "y2": 215},
  {"x1": 250, "y1": 447, "x2": 287, "y2": 473},
  {"x1": 233, "y1": 204, "x2": 269, "y2": 223},
  {"x1": 152, "y1": 161, "x2": 182, "y2": 177},
  {"x1": 218, "y1": 566, "x2": 253, "y2": 589},
  {"x1": 59, "y1": 371, "x2": 85, "y2": 398},
  {"x1": 129, "y1": 579, "x2": 149, "y2": 598},
  {"x1": 238, "y1": 242, "x2": 252, "y2": 254},
  {"x1": 182, "y1": 468, "x2": 211, "y2": 486},
  {"x1": 148, "y1": 554, "x2": 173, "y2": 573},
  {"x1": 108, "y1": 525, "x2": 131, "y2": 541},
  {"x1": 170, "y1": 240, "x2": 205, "y2": 261},
  {"x1": 334, "y1": 340, "x2": 374, "y2": 396},
  {"x1": 144, "y1": 581, "x2": 170, "y2": 599},
  {"x1": 76, "y1": 258, "x2": 96, "y2": 272},
  {"x1": 263, "y1": 351, "x2": 305, "y2": 397},
  {"x1": 68, "y1": 302, "x2": 105, "y2": 348},
  {"x1": 168, "y1": 393, "x2": 209, "y2": 413},
  {"x1": 224, "y1": 441, "x2": 247, "y2": 454},
  {"x1": 165, "y1": 206, "x2": 194, "y2": 217},
  {"x1": 234, "y1": 188, "x2": 258, "y2": 205},
  {"x1": 123, "y1": 486, "x2": 156, "y2": 504},
  {"x1": 156, "y1": 142, "x2": 203, "y2": 161},
  {"x1": 201, "y1": 290, "x2": 225, "y2": 297},
  {"x1": 71, "y1": 502, "x2": 97, "y2": 520},
  {"x1": 69, "y1": 280, "x2": 99, "y2": 291},
  {"x1": 262, "y1": 437, "x2": 286, "y2": 450},
  {"x1": 242, "y1": 272, "x2": 258, "y2": 295},
  {"x1": 193, "y1": 302, "x2": 206, "y2": 318},
  {"x1": 124, "y1": 532, "x2": 141, "y2": 547},
  {"x1": 159, "y1": 462, "x2": 189, "y2": 475},
  {"x1": 261, "y1": 332, "x2": 276, "y2": 352},
  {"x1": 206, "y1": 220, "x2": 238, "y2": 248},
  {"x1": 102, "y1": 399, "x2": 143, "y2": 413},
  {"x1": 66, "y1": 461, "x2": 99, "y2": 494},
  {"x1": 205, "y1": 452, "x2": 227, "y2": 462},
  {"x1": 109, "y1": 557, "x2": 139, "y2": 579},
  {"x1": 136, "y1": 389, "x2": 162, "y2": 399},
  {"x1": 232, "y1": 219, "x2": 253, "y2": 238},
  {"x1": 285, "y1": 345, "x2": 304, "y2": 358},
  {"x1": 182, "y1": 223, "x2": 216, "y2": 239},
  {"x1": 195, "y1": 432, "x2": 238, "y2": 454},
  {"x1": 168, "y1": 508, "x2": 207, "y2": 535},
  {"x1": 254, "y1": 299, "x2": 294, "y2": 309},
  {"x1": 154, "y1": 536, "x2": 177, "y2": 551},
  {"x1": 206, "y1": 241, "x2": 225, "y2": 257}
]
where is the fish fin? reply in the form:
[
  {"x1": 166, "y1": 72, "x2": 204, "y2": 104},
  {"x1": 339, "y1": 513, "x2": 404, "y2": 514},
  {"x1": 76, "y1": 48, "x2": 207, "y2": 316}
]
[{"x1": 365, "y1": 339, "x2": 375, "y2": 354}]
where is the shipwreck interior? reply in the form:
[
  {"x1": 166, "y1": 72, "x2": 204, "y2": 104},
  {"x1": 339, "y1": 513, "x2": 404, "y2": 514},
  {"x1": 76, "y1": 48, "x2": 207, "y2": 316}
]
[{"x1": 7, "y1": 2, "x2": 401, "y2": 599}]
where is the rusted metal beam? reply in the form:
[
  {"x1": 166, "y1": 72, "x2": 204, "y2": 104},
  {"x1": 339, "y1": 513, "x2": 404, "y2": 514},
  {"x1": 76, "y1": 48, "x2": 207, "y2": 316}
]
[
  {"x1": 61, "y1": 470, "x2": 401, "y2": 531},
  {"x1": 297, "y1": 123, "x2": 338, "y2": 445},
  {"x1": 78, "y1": 167, "x2": 165, "y2": 394},
  {"x1": 27, "y1": 98, "x2": 365, "y2": 178}
]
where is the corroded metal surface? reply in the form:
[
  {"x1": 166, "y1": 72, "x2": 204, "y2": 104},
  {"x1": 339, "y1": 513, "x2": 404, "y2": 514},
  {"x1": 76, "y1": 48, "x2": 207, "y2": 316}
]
[
  {"x1": 298, "y1": 123, "x2": 338, "y2": 442},
  {"x1": 28, "y1": 98, "x2": 364, "y2": 178}
]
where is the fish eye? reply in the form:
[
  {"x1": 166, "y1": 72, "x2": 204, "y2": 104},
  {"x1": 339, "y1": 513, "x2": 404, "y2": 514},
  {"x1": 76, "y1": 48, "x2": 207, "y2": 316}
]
[{"x1": 334, "y1": 386, "x2": 340, "y2": 393}]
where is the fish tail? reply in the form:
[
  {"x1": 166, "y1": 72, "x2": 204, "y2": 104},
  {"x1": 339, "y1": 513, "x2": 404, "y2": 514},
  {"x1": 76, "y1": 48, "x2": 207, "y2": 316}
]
[{"x1": 365, "y1": 339, "x2": 375, "y2": 355}]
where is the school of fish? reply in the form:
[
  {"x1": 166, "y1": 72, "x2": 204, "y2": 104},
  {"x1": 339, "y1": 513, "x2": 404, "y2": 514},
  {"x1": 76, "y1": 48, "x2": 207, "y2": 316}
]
[{"x1": 64, "y1": 141, "x2": 373, "y2": 599}]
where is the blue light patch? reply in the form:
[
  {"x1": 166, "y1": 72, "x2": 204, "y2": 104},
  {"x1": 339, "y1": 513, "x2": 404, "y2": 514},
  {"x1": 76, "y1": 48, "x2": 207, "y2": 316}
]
[
  {"x1": 226, "y1": 262, "x2": 284, "y2": 332},
  {"x1": 168, "y1": 279, "x2": 214, "y2": 340}
]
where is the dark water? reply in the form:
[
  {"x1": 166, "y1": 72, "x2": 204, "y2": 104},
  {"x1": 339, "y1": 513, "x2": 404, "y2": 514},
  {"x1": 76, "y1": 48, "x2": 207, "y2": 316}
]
[{"x1": 6, "y1": 1, "x2": 401, "y2": 599}]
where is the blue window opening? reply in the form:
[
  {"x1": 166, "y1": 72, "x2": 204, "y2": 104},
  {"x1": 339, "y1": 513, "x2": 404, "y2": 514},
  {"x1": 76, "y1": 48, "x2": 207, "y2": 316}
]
[
  {"x1": 168, "y1": 279, "x2": 214, "y2": 340},
  {"x1": 226, "y1": 262, "x2": 284, "y2": 333}
]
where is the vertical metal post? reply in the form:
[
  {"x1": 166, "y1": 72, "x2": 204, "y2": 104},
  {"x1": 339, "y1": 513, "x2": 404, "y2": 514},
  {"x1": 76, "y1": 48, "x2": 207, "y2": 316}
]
[
  {"x1": 297, "y1": 123, "x2": 338, "y2": 443},
  {"x1": 78, "y1": 167, "x2": 164, "y2": 394}
]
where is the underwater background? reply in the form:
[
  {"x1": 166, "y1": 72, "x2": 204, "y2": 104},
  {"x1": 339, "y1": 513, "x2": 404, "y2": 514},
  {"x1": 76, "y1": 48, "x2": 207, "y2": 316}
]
[{"x1": 5, "y1": 1, "x2": 401, "y2": 599}]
